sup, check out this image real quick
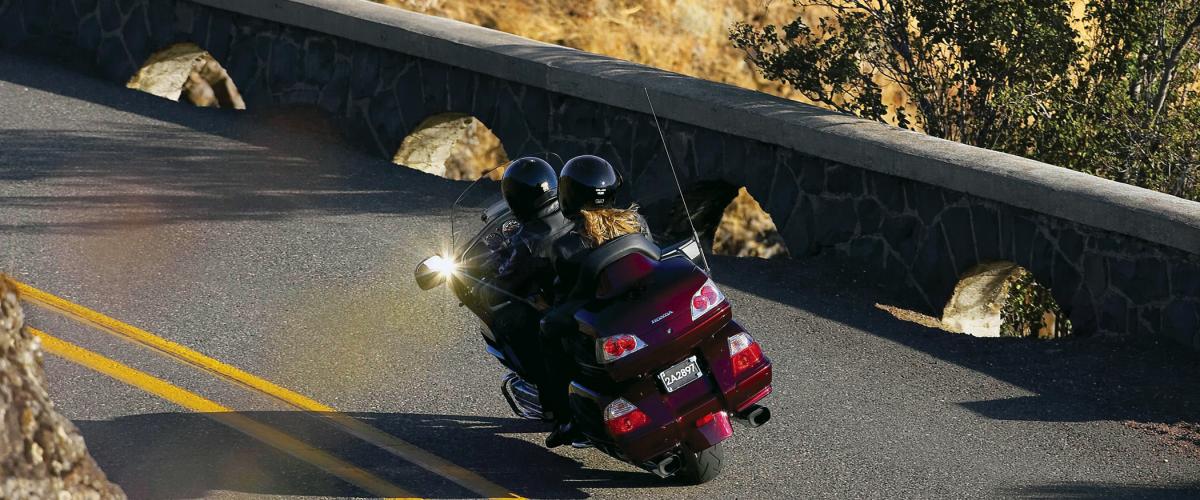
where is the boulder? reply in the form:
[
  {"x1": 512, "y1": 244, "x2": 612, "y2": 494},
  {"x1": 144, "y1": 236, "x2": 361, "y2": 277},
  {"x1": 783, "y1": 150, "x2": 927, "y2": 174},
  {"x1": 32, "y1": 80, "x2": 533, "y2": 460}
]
[
  {"x1": 0, "y1": 276, "x2": 125, "y2": 499},
  {"x1": 942, "y1": 261, "x2": 1071, "y2": 338},
  {"x1": 126, "y1": 42, "x2": 245, "y2": 110}
]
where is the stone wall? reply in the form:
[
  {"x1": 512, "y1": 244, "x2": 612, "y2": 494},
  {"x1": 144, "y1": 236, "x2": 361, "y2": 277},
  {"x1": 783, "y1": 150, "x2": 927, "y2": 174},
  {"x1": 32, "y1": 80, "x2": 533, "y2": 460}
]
[{"x1": 2, "y1": 0, "x2": 1198, "y2": 349}]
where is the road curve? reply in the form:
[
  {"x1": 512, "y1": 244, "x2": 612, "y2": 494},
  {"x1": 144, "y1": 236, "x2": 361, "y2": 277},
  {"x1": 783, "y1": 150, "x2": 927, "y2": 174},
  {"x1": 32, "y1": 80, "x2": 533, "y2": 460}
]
[{"x1": 2, "y1": 51, "x2": 1199, "y2": 499}]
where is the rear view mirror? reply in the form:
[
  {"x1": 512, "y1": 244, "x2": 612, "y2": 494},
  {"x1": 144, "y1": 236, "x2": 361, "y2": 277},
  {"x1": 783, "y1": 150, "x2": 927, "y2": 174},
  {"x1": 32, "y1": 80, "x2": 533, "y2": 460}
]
[{"x1": 414, "y1": 255, "x2": 455, "y2": 290}]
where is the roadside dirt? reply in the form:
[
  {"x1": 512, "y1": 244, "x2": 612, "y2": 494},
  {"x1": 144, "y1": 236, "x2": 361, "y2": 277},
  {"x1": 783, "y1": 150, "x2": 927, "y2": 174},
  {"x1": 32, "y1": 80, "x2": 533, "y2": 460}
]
[{"x1": 1125, "y1": 421, "x2": 1200, "y2": 461}]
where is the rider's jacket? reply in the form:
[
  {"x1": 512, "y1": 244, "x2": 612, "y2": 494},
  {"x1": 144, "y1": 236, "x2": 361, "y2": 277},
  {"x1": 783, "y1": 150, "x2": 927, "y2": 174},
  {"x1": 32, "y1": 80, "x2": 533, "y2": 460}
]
[{"x1": 491, "y1": 201, "x2": 573, "y2": 302}]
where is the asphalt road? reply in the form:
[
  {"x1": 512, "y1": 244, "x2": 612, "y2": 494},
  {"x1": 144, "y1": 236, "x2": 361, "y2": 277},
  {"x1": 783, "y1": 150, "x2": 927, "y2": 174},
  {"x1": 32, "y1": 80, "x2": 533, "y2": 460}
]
[{"x1": 2, "y1": 50, "x2": 1199, "y2": 499}]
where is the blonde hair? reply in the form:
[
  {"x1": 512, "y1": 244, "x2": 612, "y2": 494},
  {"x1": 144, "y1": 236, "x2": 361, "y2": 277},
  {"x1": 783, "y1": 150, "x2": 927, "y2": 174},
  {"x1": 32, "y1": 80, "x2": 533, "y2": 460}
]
[{"x1": 579, "y1": 207, "x2": 643, "y2": 247}]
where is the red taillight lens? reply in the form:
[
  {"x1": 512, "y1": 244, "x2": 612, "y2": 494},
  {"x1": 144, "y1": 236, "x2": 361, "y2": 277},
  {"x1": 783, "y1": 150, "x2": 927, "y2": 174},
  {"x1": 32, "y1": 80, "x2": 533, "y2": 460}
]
[
  {"x1": 602, "y1": 338, "x2": 622, "y2": 357},
  {"x1": 607, "y1": 410, "x2": 650, "y2": 435},
  {"x1": 728, "y1": 332, "x2": 764, "y2": 375},
  {"x1": 604, "y1": 398, "x2": 650, "y2": 436},
  {"x1": 597, "y1": 334, "x2": 645, "y2": 363},
  {"x1": 732, "y1": 343, "x2": 764, "y2": 374},
  {"x1": 689, "y1": 279, "x2": 726, "y2": 320},
  {"x1": 695, "y1": 411, "x2": 725, "y2": 428}
]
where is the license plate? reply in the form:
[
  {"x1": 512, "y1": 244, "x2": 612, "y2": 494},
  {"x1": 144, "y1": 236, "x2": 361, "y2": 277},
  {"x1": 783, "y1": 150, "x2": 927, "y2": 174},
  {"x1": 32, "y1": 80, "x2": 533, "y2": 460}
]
[{"x1": 659, "y1": 356, "x2": 702, "y2": 393}]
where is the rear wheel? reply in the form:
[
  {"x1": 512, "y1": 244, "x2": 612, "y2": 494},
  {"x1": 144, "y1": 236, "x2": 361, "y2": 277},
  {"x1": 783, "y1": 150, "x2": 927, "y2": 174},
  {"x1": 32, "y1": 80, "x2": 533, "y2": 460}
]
[{"x1": 676, "y1": 445, "x2": 724, "y2": 484}]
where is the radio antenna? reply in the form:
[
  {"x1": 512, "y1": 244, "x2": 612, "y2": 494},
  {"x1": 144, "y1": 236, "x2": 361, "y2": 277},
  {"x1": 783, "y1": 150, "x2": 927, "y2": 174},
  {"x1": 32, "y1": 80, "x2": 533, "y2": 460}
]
[
  {"x1": 644, "y1": 88, "x2": 711, "y2": 274},
  {"x1": 544, "y1": 151, "x2": 565, "y2": 169}
]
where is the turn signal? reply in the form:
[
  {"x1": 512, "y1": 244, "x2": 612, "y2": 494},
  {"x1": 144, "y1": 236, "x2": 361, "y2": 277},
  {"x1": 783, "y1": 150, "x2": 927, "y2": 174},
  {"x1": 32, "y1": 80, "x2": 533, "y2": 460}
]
[
  {"x1": 728, "y1": 332, "x2": 764, "y2": 375},
  {"x1": 604, "y1": 398, "x2": 650, "y2": 436}
]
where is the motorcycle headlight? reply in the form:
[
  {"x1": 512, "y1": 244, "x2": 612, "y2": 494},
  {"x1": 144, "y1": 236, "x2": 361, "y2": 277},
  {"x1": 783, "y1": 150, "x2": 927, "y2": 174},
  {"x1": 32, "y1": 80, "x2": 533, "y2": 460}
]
[
  {"x1": 426, "y1": 255, "x2": 458, "y2": 276},
  {"x1": 415, "y1": 255, "x2": 458, "y2": 290}
]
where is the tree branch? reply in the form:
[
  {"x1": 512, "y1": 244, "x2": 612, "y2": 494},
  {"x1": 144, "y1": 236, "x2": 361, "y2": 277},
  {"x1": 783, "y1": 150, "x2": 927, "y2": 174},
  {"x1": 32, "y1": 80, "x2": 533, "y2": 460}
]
[{"x1": 1151, "y1": 8, "x2": 1200, "y2": 120}]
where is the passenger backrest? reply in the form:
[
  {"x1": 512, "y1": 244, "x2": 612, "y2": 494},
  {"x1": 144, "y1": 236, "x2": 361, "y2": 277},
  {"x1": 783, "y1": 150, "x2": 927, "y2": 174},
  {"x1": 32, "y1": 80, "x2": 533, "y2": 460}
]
[{"x1": 577, "y1": 234, "x2": 661, "y2": 299}]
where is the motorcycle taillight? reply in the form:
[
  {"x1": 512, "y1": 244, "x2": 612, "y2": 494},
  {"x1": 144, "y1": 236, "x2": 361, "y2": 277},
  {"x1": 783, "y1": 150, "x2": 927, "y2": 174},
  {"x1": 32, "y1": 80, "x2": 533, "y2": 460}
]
[
  {"x1": 596, "y1": 334, "x2": 646, "y2": 364},
  {"x1": 728, "y1": 332, "x2": 764, "y2": 376},
  {"x1": 604, "y1": 398, "x2": 650, "y2": 436},
  {"x1": 690, "y1": 278, "x2": 726, "y2": 320}
]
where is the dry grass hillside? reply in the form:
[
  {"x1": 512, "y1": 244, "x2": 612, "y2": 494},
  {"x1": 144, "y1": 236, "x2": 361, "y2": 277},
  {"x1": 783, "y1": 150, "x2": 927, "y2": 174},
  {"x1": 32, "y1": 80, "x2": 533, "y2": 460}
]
[
  {"x1": 381, "y1": 0, "x2": 832, "y2": 258},
  {"x1": 384, "y1": 0, "x2": 808, "y2": 98}
]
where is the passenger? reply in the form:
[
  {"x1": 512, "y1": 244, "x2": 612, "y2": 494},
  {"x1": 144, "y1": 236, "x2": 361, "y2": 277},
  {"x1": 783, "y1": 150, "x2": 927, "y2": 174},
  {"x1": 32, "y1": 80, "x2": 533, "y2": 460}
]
[{"x1": 539, "y1": 155, "x2": 651, "y2": 447}]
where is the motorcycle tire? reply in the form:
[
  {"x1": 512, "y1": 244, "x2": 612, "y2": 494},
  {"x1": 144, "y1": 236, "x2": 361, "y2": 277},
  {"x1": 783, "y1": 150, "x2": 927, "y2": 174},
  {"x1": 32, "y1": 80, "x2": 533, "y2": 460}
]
[{"x1": 676, "y1": 444, "x2": 723, "y2": 484}]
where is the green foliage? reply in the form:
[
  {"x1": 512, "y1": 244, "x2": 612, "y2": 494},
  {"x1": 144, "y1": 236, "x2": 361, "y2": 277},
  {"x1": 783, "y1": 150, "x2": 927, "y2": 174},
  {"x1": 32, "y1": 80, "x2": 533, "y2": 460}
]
[
  {"x1": 999, "y1": 269, "x2": 1072, "y2": 338},
  {"x1": 732, "y1": 0, "x2": 1200, "y2": 200},
  {"x1": 1042, "y1": 0, "x2": 1200, "y2": 198}
]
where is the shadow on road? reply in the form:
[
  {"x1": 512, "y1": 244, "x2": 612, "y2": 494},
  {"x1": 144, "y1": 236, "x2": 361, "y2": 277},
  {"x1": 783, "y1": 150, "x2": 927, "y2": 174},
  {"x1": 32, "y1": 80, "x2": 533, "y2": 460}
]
[
  {"x1": 0, "y1": 51, "x2": 469, "y2": 235},
  {"x1": 712, "y1": 254, "x2": 1200, "y2": 427},
  {"x1": 0, "y1": 123, "x2": 463, "y2": 234},
  {"x1": 75, "y1": 411, "x2": 662, "y2": 499}
]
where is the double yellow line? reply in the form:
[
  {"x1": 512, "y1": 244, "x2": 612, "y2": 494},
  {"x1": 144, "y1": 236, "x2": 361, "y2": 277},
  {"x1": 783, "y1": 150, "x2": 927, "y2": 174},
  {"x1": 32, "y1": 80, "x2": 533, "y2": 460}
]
[
  {"x1": 15, "y1": 280, "x2": 521, "y2": 499},
  {"x1": 32, "y1": 328, "x2": 413, "y2": 498}
]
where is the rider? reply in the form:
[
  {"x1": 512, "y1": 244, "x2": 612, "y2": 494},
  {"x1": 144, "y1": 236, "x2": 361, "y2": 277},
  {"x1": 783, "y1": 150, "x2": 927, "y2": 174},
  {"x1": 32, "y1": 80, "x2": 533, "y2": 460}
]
[
  {"x1": 482, "y1": 157, "x2": 573, "y2": 390},
  {"x1": 539, "y1": 155, "x2": 652, "y2": 447},
  {"x1": 490, "y1": 156, "x2": 572, "y2": 302}
]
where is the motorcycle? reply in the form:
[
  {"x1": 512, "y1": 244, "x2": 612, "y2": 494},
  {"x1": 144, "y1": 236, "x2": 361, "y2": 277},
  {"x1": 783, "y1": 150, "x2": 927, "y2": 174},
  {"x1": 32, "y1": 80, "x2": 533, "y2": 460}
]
[{"x1": 414, "y1": 161, "x2": 773, "y2": 484}]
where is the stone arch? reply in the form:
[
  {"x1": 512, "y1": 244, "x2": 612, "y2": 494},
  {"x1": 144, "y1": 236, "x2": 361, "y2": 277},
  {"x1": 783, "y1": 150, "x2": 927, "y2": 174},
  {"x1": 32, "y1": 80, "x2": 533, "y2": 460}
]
[
  {"x1": 126, "y1": 42, "x2": 245, "y2": 109},
  {"x1": 878, "y1": 260, "x2": 1073, "y2": 339},
  {"x1": 636, "y1": 180, "x2": 740, "y2": 249},
  {"x1": 394, "y1": 113, "x2": 509, "y2": 180},
  {"x1": 892, "y1": 194, "x2": 1090, "y2": 332},
  {"x1": 713, "y1": 188, "x2": 790, "y2": 258},
  {"x1": 942, "y1": 261, "x2": 1072, "y2": 338}
]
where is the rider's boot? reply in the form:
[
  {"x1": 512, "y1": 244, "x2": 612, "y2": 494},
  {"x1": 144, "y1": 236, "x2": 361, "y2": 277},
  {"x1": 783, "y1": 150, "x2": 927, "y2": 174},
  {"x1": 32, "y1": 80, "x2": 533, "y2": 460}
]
[{"x1": 545, "y1": 422, "x2": 571, "y2": 448}]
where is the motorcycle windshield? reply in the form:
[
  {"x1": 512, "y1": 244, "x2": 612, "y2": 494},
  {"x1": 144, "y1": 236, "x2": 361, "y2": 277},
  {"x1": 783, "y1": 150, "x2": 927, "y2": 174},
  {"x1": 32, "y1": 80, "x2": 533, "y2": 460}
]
[
  {"x1": 447, "y1": 164, "x2": 542, "y2": 309},
  {"x1": 450, "y1": 164, "x2": 505, "y2": 255}
]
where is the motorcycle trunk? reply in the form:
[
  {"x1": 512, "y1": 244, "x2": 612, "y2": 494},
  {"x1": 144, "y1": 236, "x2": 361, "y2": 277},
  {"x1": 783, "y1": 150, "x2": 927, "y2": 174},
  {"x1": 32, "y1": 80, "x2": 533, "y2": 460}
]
[{"x1": 562, "y1": 252, "x2": 772, "y2": 466}]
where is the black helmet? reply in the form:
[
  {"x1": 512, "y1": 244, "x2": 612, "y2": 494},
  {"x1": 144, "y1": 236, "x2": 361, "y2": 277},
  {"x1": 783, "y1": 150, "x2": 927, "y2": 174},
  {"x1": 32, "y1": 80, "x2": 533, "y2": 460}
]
[
  {"x1": 501, "y1": 157, "x2": 559, "y2": 221},
  {"x1": 559, "y1": 155, "x2": 622, "y2": 217}
]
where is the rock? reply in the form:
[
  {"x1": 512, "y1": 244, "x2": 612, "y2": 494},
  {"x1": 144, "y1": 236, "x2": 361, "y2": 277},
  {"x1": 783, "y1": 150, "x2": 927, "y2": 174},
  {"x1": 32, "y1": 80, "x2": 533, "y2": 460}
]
[
  {"x1": 393, "y1": 113, "x2": 507, "y2": 180},
  {"x1": 184, "y1": 55, "x2": 246, "y2": 109},
  {"x1": 941, "y1": 261, "x2": 1016, "y2": 337},
  {"x1": 126, "y1": 42, "x2": 245, "y2": 110},
  {"x1": 0, "y1": 275, "x2": 125, "y2": 499}
]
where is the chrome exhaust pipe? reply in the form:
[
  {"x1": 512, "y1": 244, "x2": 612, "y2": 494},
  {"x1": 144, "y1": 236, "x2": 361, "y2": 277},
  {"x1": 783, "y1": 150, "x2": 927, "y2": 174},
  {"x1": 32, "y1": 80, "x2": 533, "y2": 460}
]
[
  {"x1": 653, "y1": 454, "x2": 682, "y2": 478},
  {"x1": 734, "y1": 404, "x2": 771, "y2": 428}
]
